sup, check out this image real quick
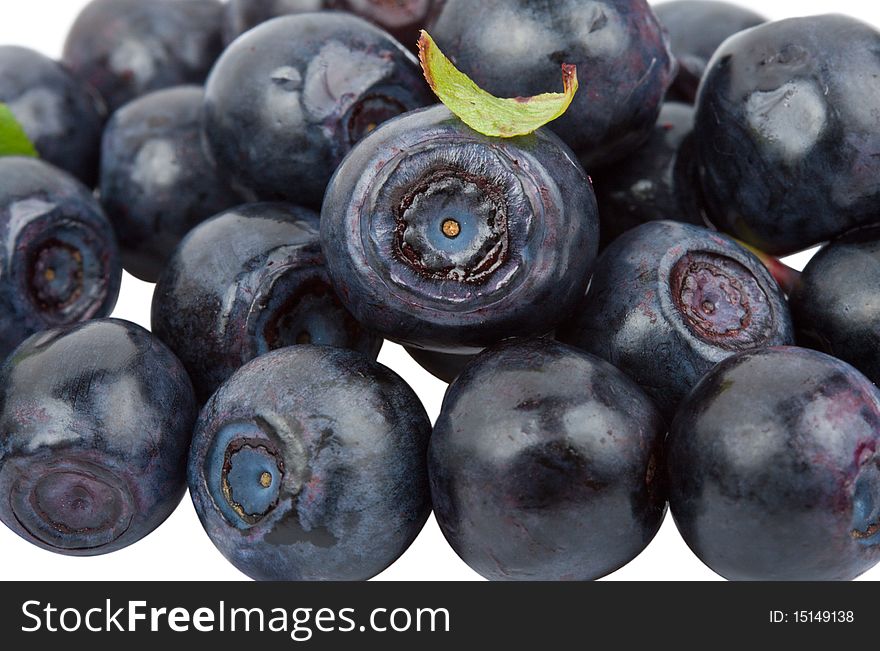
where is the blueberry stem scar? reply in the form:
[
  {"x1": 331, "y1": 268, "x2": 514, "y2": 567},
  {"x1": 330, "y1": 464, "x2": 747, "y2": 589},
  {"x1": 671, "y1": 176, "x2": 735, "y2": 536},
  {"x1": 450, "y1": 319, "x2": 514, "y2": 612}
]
[{"x1": 442, "y1": 219, "x2": 461, "y2": 239}]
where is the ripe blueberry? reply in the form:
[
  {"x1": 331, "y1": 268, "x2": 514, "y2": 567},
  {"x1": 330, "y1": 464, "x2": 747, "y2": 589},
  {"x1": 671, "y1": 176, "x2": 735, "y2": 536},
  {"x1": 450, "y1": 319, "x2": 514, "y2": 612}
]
[
  {"x1": 559, "y1": 221, "x2": 794, "y2": 418},
  {"x1": 223, "y1": 0, "x2": 447, "y2": 50},
  {"x1": 430, "y1": 0, "x2": 674, "y2": 169},
  {"x1": 204, "y1": 13, "x2": 434, "y2": 209},
  {"x1": 0, "y1": 46, "x2": 105, "y2": 187},
  {"x1": 188, "y1": 346, "x2": 431, "y2": 581},
  {"x1": 695, "y1": 14, "x2": 880, "y2": 254},
  {"x1": 655, "y1": 0, "x2": 765, "y2": 104},
  {"x1": 667, "y1": 347, "x2": 880, "y2": 580},
  {"x1": 0, "y1": 319, "x2": 197, "y2": 555},
  {"x1": 63, "y1": 0, "x2": 224, "y2": 112},
  {"x1": 321, "y1": 105, "x2": 599, "y2": 354},
  {"x1": 100, "y1": 86, "x2": 246, "y2": 282},
  {"x1": 0, "y1": 157, "x2": 121, "y2": 361},
  {"x1": 152, "y1": 203, "x2": 381, "y2": 403},
  {"x1": 429, "y1": 338, "x2": 667, "y2": 581},
  {"x1": 790, "y1": 225, "x2": 880, "y2": 387}
]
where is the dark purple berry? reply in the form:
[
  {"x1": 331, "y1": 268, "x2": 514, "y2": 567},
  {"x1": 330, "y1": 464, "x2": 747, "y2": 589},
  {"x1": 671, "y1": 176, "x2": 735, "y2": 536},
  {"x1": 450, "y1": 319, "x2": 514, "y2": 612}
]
[
  {"x1": 0, "y1": 319, "x2": 197, "y2": 555},
  {"x1": 0, "y1": 157, "x2": 121, "y2": 361},
  {"x1": 405, "y1": 347, "x2": 474, "y2": 384},
  {"x1": 63, "y1": 0, "x2": 224, "y2": 112},
  {"x1": 188, "y1": 346, "x2": 431, "y2": 581},
  {"x1": 430, "y1": 0, "x2": 674, "y2": 169},
  {"x1": 100, "y1": 86, "x2": 247, "y2": 282},
  {"x1": 655, "y1": 0, "x2": 765, "y2": 104},
  {"x1": 790, "y1": 225, "x2": 880, "y2": 387},
  {"x1": 0, "y1": 46, "x2": 105, "y2": 187},
  {"x1": 667, "y1": 347, "x2": 880, "y2": 580},
  {"x1": 321, "y1": 105, "x2": 598, "y2": 354},
  {"x1": 695, "y1": 14, "x2": 880, "y2": 255},
  {"x1": 429, "y1": 338, "x2": 667, "y2": 581},
  {"x1": 223, "y1": 0, "x2": 447, "y2": 50},
  {"x1": 559, "y1": 221, "x2": 794, "y2": 418},
  {"x1": 204, "y1": 13, "x2": 434, "y2": 209},
  {"x1": 152, "y1": 203, "x2": 381, "y2": 403}
]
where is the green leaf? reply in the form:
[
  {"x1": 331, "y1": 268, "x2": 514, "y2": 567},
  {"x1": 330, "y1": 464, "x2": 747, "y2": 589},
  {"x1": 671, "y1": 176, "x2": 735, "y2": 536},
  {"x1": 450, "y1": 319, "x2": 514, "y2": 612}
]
[
  {"x1": 418, "y1": 30, "x2": 578, "y2": 138},
  {"x1": 0, "y1": 102, "x2": 38, "y2": 158}
]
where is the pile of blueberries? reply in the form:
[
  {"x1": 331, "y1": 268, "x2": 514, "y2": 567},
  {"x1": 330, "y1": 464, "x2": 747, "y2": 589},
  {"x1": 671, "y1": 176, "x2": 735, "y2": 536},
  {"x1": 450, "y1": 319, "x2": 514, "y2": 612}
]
[{"x1": 1, "y1": 0, "x2": 879, "y2": 582}]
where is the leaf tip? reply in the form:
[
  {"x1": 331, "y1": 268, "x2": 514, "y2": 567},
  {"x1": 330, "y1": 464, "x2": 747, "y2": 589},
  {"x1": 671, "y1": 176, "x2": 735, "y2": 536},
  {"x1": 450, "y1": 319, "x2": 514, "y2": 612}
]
[
  {"x1": 417, "y1": 30, "x2": 436, "y2": 90},
  {"x1": 561, "y1": 63, "x2": 579, "y2": 95}
]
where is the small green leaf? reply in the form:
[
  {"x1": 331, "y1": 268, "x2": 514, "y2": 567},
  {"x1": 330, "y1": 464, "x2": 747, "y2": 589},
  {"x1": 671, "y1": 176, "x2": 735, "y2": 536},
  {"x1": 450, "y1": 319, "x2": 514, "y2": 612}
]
[
  {"x1": 0, "y1": 102, "x2": 38, "y2": 158},
  {"x1": 418, "y1": 30, "x2": 578, "y2": 138}
]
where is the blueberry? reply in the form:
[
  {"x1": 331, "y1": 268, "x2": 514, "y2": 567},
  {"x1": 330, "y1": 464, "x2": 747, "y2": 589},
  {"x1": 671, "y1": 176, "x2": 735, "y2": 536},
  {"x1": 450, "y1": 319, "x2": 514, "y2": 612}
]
[
  {"x1": 654, "y1": 1, "x2": 765, "y2": 104},
  {"x1": 204, "y1": 13, "x2": 434, "y2": 209},
  {"x1": 790, "y1": 225, "x2": 880, "y2": 387},
  {"x1": 100, "y1": 86, "x2": 247, "y2": 283},
  {"x1": 223, "y1": 0, "x2": 447, "y2": 50},
  {"x1": 405, "y1": 347, "x2": 474, "y2": 384},
  {"x1": 333, "y1": 0, "x2": 447, "y2": 49},
  {"x1": 430, "y1": 0, "x2": 675, "y2": 169},
  {"x1": 188, "y1": 346, "x2": 431, "y2": 581},
  {"x1": 593, "y1": 102, "x2": 705, "y2": 249},
  {"x1": 0, "y1": 157, "x2": 121, "y2": 361},
  {"x1": 63, "y1": 0, "x2": 224, "y2": 113},
  {"x1": 321, "y1": 105, "x2": 598, "y2": 354},
  {"x1": 695, "y1": 14, "x2": 880, "y2": 255},
  {"x1": 667, "y1": 347, "x2": 880, "y2": 580},
  {"x1": 223, "y1": 0, "x2": 323, "y2": 43},
  {"x1": 0, "y1": 46, "x2": 105, "y2": 187},
  {"x1": 152, "y1": 202, "x2": 381, "y2": 403},
  {"x1": 558, "y1": 221, "x2": 794, "y2": 418},
  {"x1": 0, "y1": 319, "x2": 197, "y2": 556},
  {"x1": 429, "y1": 338, "x2": 666, "y2": 581}
]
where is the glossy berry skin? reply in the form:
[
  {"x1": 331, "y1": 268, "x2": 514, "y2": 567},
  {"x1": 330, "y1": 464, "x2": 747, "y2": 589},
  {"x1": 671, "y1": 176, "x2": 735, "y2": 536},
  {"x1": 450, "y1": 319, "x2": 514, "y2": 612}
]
[
  {"x1": 593, "y1": 102, "x2": 704, "y2": 248},
  {"x1": 695, "y1": 15, "x2": 880, "y2": 255},
  {"x1": 790, "y1": 226, "x2": 880, "y2": 388},
  {"x1": 152, "y1": 203, "x2": 381, "y2": 403},
  {"x1": 429, "y1": 338, "x2": 667, "y2": 581},
  {"x1": 223, "y1": 0, "x2": 447, "y2": 50},
  {"x1": 558, "y1": 221, "x2": 793, "y2": 418},
  {"x1": 322, "y1": 105, "x2": 598, "y2": 354},
  {"x1": 668, "y1": 347, "x2": 880, "y2": 581},
  {"x1": 222, "y1": 0, "x2": 322, "y2": 43},
  {"x1": 0, "y1": 46, "x2": 105, "y2": 187},
  {"x1": 0, "y1": 157, "x2": 121, "y2": 362},
  {"x1": 100, "y1": 86, "x2": 246, "y2": 283},
  {"x1": 654, "y1": 1, "x2": 765, "y2": 104},
  {"x1": 431, "y1": 0, "x2": 674, "y2": 169},
  {"x1": 204, "y1": 13, "x2": 434, "y2": 209},
  {"x1": 405, "y1": 347, "x2": 474, "y2": 384},
  {"x1": 188, "y1": 346, "x2": 432, "y2": 581},
  {"x1": 0, "y1": 319, "x2": 197, "y2": 556},
  {"x1": 63, "y1": 0, "x2": 224, "y2": 112}
]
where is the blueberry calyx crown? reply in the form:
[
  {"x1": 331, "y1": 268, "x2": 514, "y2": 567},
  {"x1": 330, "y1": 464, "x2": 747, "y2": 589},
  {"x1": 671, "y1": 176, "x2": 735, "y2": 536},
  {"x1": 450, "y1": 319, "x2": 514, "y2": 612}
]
[
  {"x1": 10, "y1": 459, "x2": 135, "y2": 551},
  {"x1": 851, "y1": 453, "x2": 880, "y2": 544},
  {"x1": 29, "y1": 238, "x2": 84, "y2": 311},
  {"x1": 346, "y1": 94, "x2": 407, "y2": 147},
  {"x1": 394, "y1": 166, "x2": 509, "y2": 284},
  {"x1": 258, "y1": 275, "x2": 344, "y2": 352},
  {"x1": 670, "y1": 251, "x2": 773, "y2": 350},
  {"x1": 221, "y1": 438, "x2": 285, "y2": 526}
]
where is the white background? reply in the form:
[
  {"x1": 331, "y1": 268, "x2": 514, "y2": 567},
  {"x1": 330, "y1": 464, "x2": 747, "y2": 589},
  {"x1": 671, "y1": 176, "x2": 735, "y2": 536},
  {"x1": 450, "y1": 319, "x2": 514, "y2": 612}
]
[{"x1": 0, "y1": 0, "x2": 877, "y2": 582}]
